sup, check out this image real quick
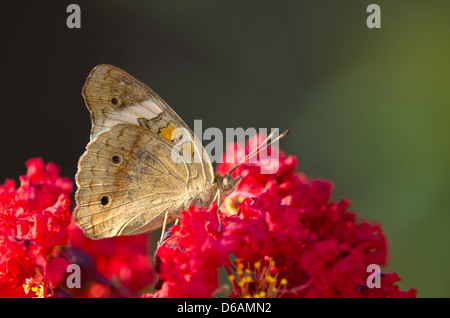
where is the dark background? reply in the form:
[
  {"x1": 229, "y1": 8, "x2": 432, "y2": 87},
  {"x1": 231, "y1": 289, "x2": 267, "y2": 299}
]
[{"x1": 1, "y1": 1, "x2": 449, "y2": 297}]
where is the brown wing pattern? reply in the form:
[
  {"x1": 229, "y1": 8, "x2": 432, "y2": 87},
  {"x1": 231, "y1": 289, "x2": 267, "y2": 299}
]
[
  {"x1": 74, "y1": 123, "x2": 191, "y2": 239},
  {"x1": 74, "y1": 64, "x2": 217, "y2": 239}
]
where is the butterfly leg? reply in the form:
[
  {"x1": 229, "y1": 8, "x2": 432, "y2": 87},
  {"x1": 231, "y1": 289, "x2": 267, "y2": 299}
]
[
  {"x1": 157, "y1": 211, "x2": 180, "y2": 249},
  {"x1": 213, "y1": 189, "x2": 223, "y2": 232},
  {"x1": 153, "y1": 211, "x2": 179, "y2": 291}
]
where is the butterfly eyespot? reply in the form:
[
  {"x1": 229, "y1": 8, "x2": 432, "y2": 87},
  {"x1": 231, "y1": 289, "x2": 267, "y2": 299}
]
[
  {"x1": 111, "y1": 154, "x2": 122, "y2": 165},
  {"x1": 100, "y1": 195, "x2": 112, "y2": 207}
]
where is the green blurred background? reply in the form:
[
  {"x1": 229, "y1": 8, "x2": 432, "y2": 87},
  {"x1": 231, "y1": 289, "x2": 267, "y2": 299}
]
[{"x1": 1, "y1": 0, "x2": 449, "y2": 297}]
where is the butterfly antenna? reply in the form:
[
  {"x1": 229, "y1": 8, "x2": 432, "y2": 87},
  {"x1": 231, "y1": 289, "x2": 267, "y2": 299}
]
[{"x1": 228, "y1": 129, "x2": 290, "y2": 176}]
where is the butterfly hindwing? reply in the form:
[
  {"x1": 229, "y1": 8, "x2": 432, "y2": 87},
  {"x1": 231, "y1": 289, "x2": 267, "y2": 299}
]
[{"x1": 74, "y1": 123, "x2": 191, "y2": 239}]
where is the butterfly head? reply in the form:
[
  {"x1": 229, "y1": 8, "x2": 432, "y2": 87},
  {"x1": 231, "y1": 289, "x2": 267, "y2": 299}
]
[
  {"x1": 216, "y1": 129, "x2": 289, "y2": 197},
  {"x1": 219, "y1": 174, "x2": 242, "y2": 196}
]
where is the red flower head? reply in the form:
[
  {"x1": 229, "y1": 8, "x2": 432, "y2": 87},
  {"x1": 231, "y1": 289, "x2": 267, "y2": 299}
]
[
  {"x1": 0, "y1": 158, "x2": 154, "y2": 298},
  {"x1": 150, "y1": 134, "x2": 416, "y2": 298},
  {"x1": 149, "y1": 204, "x2": 228, "y2": 298},
  {"x1": 0, "y1": 158, "x2": 72, "y2": 297}
]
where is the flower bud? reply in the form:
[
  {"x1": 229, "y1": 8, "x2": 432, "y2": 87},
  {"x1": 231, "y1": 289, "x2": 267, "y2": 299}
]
[{"x1": 59, "y1": 247, "x2": 96, "y2": 295}]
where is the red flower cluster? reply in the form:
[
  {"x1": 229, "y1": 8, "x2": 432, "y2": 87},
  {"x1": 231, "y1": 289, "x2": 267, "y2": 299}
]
[
  {"x1": 1, "y1": 134, "x2": 416, "y2": 298},
  {"x1": 0, "y1": 159, "x2": 72, "y2": 297},
  {"x1": 148, "y1": 134, "x2": 416, "y2": 298},
  {"x1": 0, "y1": 158, "x2": 154, "y2": 298}
]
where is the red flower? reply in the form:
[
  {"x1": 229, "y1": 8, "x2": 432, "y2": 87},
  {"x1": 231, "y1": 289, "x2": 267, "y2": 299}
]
[
  {"x1": 149, "y1": 204, "x2": 227, "y2": 298},
  {"x1": 0, "y1": 158, "x2": 154, "y2": 298},
  {"x1": 150, "y1": 134, "x2": 416, "y2": 298},
  {"x1": 0, "y1": 158, "x2": 72, "y2": 297}
]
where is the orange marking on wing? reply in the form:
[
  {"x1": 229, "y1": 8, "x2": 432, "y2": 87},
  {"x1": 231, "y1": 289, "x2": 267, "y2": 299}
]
[{"x1": 159, "y1": 124, "x2": 177, "y2": 141}]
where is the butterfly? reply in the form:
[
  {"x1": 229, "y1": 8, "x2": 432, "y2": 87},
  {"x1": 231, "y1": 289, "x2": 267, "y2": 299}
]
[{"x1": 73, "y1": 64, "x2": 287, "y2": 240}]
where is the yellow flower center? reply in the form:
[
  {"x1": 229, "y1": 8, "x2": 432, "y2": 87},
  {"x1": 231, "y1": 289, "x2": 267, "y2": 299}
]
[
  {"x1": 223, "y1": 196, "x2": 244, "y2": 214},
  {"x1": 23, "y1": 270, "x2": 52, "y2": 298},
  {"x1": 228, "y1": 257, "x2": 287, "y2": 298}
]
